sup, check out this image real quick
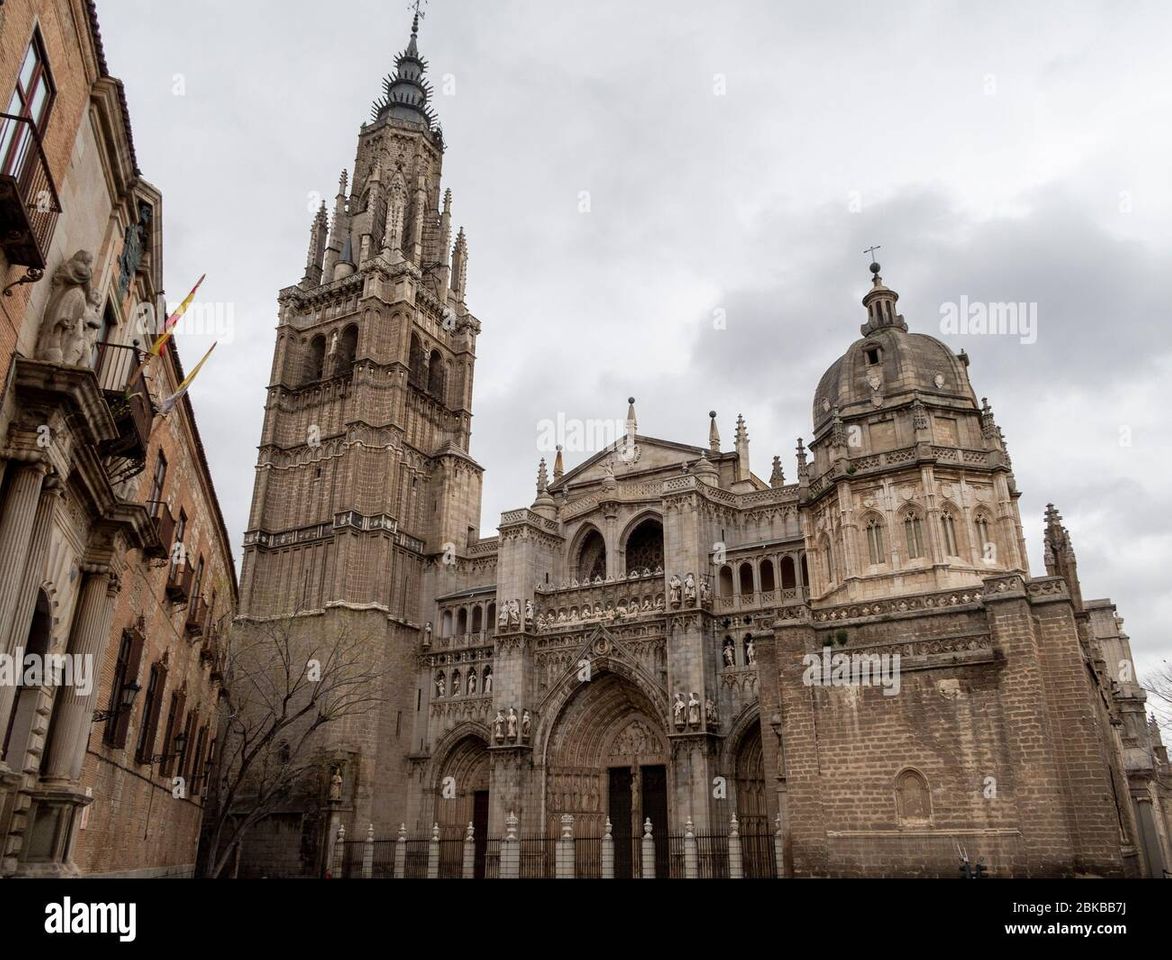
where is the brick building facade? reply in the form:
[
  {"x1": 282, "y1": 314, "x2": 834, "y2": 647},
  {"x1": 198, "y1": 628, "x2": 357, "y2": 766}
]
[
  {"x1": 0, "y1": 0, "x2": 236, "y2": 877},
  {"x1": 234, "y1": 15, "x2": 1170, "y2": 878}
]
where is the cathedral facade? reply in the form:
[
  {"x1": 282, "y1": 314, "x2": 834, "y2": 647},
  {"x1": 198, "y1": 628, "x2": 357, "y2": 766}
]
[{"x1": 234, "y1": 17, "x2": 1171, "y2": 878}]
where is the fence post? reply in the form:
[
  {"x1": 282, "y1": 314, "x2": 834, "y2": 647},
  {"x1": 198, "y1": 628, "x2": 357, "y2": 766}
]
[
  {"x1": 462, "y1": 821, "x2": 475, "y2": 879},
  {"x1": 728, "y1": 813, "x2": 743, "y2": 879},
  {"x1": 427, "y1": 822, "x2": 440, "y2": 879},
  {"x1": 331, "y1": 822, "x2": 345, "y2": 879},
  {"x1": 362, "y1": 823, "x2": 374, "y2": 879},
  {"x1": 684, "y1": 817, "x2": 699, "y2": 879},
  {"x1": 601, "y1": 817, "x2": 614, "y2": 879},
  {"x1": 501, "y1": 811, "x2": 519, "y2": 879},
  {"x1": 394, "y1": 823, "x2": 407, "y2": 879},
  {"x1": 774, "y1": 810, "x2": 785, "y2": 879},
  {"x1": 556, "y1": 814, "x2": 575, "y2": 879},
  {"x1": 641, "y1": 818, "x2": 655, "y2": 879}
]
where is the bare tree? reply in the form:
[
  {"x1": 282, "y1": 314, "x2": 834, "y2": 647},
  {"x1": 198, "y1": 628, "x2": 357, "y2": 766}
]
[
  {"x1": 198, "y1": 616, "x2": 384, "y2": 878},
  {"x1": 1141, "y1": 659, "x2": 1172, "y2": 733}
]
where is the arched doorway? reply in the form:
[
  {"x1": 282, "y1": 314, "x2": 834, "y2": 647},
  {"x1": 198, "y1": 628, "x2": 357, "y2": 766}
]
[
  {"x1": 544, "y1": 671, "x2": 668, "y2": 877},
  {"x1": 434, "y1": 734, "x2": 490, "y2": 877},
  {"x1": 733, "y1": 722, "x2": 769, "y2": 875}
]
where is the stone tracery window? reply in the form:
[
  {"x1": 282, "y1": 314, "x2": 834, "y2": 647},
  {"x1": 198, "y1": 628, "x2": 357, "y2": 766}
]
[
  {"x1": 865, "y1": 516, "x2": 886, "y2": 566},
  {"x1": 624, "y1": 517, "x2": 664, "y2": 574},
  {"x1": 940, "y1": 509, "x2": 959, "y2": 557},
  {"x1": 973, "y1": 512, "x2": 994, "y2": 563},
  {"x1": 903, "y1": 512, "x2": 924, "y2": 559}
]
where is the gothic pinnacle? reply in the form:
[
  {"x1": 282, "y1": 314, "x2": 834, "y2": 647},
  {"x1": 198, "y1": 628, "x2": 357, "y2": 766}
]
[{"x1": 708, "y1": 411, "x2": 720, "y2": 451}]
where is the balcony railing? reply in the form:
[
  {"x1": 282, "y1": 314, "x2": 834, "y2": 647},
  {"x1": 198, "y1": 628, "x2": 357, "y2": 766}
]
[
  {"x1": 166, "y1": 557, "x2": 194, "y2": 603},
  {"x1": 93, "y1": 340, "x2": 155, "y2": 483},
  {"x1": 0, "y1": 113, "x2": 61, "y2": 271}
]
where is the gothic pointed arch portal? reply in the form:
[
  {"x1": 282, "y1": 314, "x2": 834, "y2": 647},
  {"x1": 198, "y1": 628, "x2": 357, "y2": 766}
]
[
  {"x1": 544, "y1": 672, "x2": 669, "y2": 877},
  {"x1": 434, "y1": 734, "x2": 490, "y2": 877}
]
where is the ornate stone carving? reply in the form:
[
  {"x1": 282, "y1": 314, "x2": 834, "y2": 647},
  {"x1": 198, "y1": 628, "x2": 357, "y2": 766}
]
[
  {"x1": 686, "y1": 691, "x2": 701, "y2": 729},
  {"x1": 669, "y1": 575, "x2": 682, "y2": 607},
  {"x1": 672, "y1": 692, "x2": 686, "y2": 729},
  {"x1": 36, "y1": 251, "x2": 101, "y2": 368}
]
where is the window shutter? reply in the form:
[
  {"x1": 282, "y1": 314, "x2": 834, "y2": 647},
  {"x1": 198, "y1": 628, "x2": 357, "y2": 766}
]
[
  {"x1": 112, "y1": 627, "x2": 145, "y2": 749},
  {"x1": 135, "y1": 661, "x2": 167, "y2": 764}
]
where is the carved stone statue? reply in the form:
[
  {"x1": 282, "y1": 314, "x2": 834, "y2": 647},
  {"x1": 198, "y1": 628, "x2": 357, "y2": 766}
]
[
  {"x1": 329, "y1": 766, "x2": 343, "y2": 801},
  {"x1": 683, "y1": 573, "x2": 697, "y2": 605},
  {"x1": 521, "y1": 710, "x2": 531, "y2": 740},
  {"x1": 506, "y1": 707, "x2": 518, "y2": 741},
  {"x1": 36, "y1": 250, "x2": 95, "y2": 366},
  {"x1": 507, "y1": 599, "x2": 521, "y2": 629},
  {"x1": 497, "y1": 605, "x2": 509, "y2": 630},
  {"x1": 672, "y1": 692, "x2": 686, "y2": 729},
  {"x1": 524, "y1": 598, "x2": 534, "y2": 625},
  {"x1": 484, "y1": 670, "x2": 493, "y2": 695},
  {"x1": 723, "y1": 642, "x2": 735, "y2": 667},
  {"x1": 746, "y1": 638, "x2": 756, "y2": 666},
  {"x1": 435, "y1": 673, "x2": 445, "y2": 698},
  {"x1": 699, "y1": 576, "x2": 711, "y2": 605},
  {"x1": 687, "y1": 691, "x2": 701, "y2": 728},
  {"x1": 669, "y1": 575, "x2": 682, "y2": 607},
  {"x1": 493, "y1": 710, "x2": 505, "y2": 743},
  {"x1": 466, "y1": 670, "x2": 477, "y2": 696},
  {"x1": 705, "y1": 697, "x2": 718, "y2": 724}
]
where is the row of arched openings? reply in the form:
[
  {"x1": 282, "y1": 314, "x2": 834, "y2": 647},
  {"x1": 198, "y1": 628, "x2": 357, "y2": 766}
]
[
  {"x1": 301, "y1": 325, "x2": 358, "y2": 386},
  {"x1": 716, "y1": 555, "x2": 807, "y2": 598},
  {"x1": 574, "y1": 517, "x2": 664, "y2": 583},
  {"x1": 409, "y1": 334, "x2": 448, "y2": 405}
]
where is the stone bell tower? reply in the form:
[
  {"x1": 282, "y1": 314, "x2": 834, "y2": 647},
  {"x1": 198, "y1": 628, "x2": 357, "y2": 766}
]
[{"x1": 235, "y1": 14, "x2": 485, "y2": 874}]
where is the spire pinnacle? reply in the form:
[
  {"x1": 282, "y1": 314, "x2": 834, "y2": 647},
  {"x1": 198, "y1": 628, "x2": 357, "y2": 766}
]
[
  {"x1": 553, "y1": 445, "x2": 564, "y2": 481},
  {"x1": 371, "y1": 10, "x2": 440, "y2": 133},
  {"x1": 708, "y1": 411, "x2": 720, "y2": 451}
]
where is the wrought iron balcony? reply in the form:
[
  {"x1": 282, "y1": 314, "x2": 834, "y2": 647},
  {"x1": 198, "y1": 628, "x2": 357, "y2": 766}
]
[
  {"x1": 93, "y1": 340, "x2": 155, "y2": 483},
  {"x1": 0, "y1": 112, "x2": 61, "y2": 274}
]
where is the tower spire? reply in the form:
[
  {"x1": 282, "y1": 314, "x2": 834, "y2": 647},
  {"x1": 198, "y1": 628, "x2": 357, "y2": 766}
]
[
  {"x1": 372, "y1": 12, "x2": 440, "y2": 133},
  {"x1": 708, "y1": 411, "x2": 720, "y2": 452}
]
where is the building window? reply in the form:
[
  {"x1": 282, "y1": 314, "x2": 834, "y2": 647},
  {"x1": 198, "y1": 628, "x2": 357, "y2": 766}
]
[
  {"x1": 904, "y1": 513, "x2": 924, "y2": 559},
  {"x1": 104, "y1": 628, "x2": 144, "y2": 749},
  {"x1": 190, "y1": 556, "x2": 205, "y2": 608},
  {"x1": 940, "y1": 511, "x2": 958, "y2": 557},
  {"x1": 136, "y1": 662, "x2": 166, "y2": 764},
  {"x1": 864, "y1": 345, "x2": 881, "y2": 365},
  {"x1": 148, "y1": 452, "x2": 167, "y2": 511},
  {"x1": 974, "y1": 514, "x2": 993, "y2": 563},
  {"x1": 0, "y1": 29, "x2": 56, "y2": 178},
  {"x1": 175, "y1": 509, "x2": 187, "y2": 557},
  {"x1": 865, "y1": 518, "x2": 885, "y2": 565}
]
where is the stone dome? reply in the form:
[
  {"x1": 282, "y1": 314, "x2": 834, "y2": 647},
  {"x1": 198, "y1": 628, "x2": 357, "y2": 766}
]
[{"x1": 812, "y1": 268, "x2": 977, "y2": 430}]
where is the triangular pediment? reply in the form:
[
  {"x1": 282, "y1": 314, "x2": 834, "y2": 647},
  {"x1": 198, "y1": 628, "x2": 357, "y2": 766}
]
[{"x1": 552, "y1": 434, "x2": 721, "y2": 492}]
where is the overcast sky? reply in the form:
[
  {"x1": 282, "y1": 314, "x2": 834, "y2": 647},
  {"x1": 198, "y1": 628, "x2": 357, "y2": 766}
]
[{"x1": 97, "y1": 0, "x2": 1171, "y2": 677}]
